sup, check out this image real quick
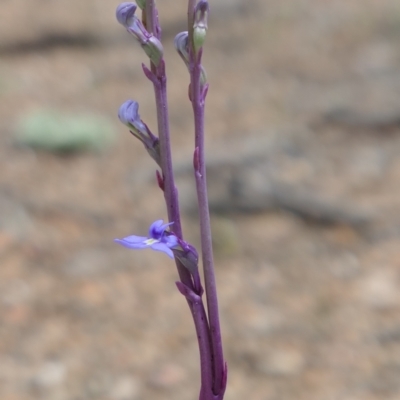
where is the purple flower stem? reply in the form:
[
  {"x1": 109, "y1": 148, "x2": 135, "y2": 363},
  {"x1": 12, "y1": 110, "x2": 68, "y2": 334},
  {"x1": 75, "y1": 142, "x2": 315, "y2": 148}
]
[
  {"x1": 176, "y1": 281, "x2": 213, "y2": 398},
  {"x1": 144, "y1": 1, "x2": 216, "y2": 398},
  {"x1": 143, "y1": 2, "x2": 190, "y2": 288},
  {"x1": 188, "y1": 1, "x2": 226, "y2": 397}
]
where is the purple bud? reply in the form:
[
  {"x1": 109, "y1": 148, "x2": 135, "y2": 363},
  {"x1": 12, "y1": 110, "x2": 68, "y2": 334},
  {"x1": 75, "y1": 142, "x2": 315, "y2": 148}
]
[
  {"x1": 118, "y1": 100, "x2": 161, "y2": 165},
  {"x1": 174, "y1": 31, "x2": 207, "y2": 84},
  {"x1": 127, "y1": 17, "x2": 151, "y2": 43},
  {"x1": 193, "y1": 0, "x2": 209, "y2": 52},
  {"x1": 126, "y1": 18, "x2": 164, "y2": 66},
  {"x1": 118, "y1": 99, "x2": 141, "y2": 127},
  {"x1": 116, "y1": 2, "x2": 137, "y2": 28},
  {"x1": 116, "y1": 5, "x2": 163, "y2": 67},
  {"x1": 174, "y1": 31, "x2": 190, "y2": 67}
]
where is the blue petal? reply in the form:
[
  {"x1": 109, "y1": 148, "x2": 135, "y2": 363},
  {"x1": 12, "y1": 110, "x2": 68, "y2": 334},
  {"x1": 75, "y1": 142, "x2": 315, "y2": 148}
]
[
  {"x1": 149, "y1": 220, "x2": 174, "y2": 239},
  {"x1": 163, "y1": 235, "x2": 178, "y2": 248},
  {"x1": 151, "y1": 242, "x2": 174, "y2": 258},
  {"x1": 120, "y1": 235, "x2": 148, "y2": 243},
  {"x1": 148, "y1": 219, "x2": 164, "y2": 238},
  {"x1": 114, "y1": 237, "x2": 149, "y2": 249}
]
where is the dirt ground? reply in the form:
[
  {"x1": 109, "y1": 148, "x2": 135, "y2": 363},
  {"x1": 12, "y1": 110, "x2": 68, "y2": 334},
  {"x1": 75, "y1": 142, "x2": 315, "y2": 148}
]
[{"x1": 1, "y1": 0, "x2": 400, "y2": 399}]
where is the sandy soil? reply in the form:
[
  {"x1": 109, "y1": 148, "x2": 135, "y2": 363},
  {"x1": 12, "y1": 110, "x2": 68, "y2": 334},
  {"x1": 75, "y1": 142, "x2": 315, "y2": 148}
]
[{"x1": 1, "y1": 0, "x2": 400, "y2": 399}]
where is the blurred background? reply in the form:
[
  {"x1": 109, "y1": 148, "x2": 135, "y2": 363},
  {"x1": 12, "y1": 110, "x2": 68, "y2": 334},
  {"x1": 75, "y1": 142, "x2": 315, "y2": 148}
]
[{"x1": 1, "y1": 0, "x2": 400, "y2": 399}]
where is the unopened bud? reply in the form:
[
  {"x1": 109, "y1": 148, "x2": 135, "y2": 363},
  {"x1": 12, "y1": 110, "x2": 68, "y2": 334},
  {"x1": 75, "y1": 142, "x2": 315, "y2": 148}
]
[
  {"x1": 118, "y1": 100, "x2": 161, "y2": 165},
  {"x1": 142, "y1": 36, "x2": 164, "y2": 67},
  {"x1": 174, "y1": 31, "x2": 207, "y2": 85},
  {"x1": 127, "y1": 18, "x2": 163, "y2": 66},
  {"x1": 174, "y1": 31, "x2": 190, "y2": 67},
  {"x1": 127, "y1": 17, "x2": 150, "y2": 43},
  {"x1": 118, "y1": 100, "x2": 145, "y2": 133},
  {"x1": 116, "y1": 2, "x2": 137, "y2": 28},
  {"x1": 193, "y1": 0, "x2": 209, "y2": 53},
  {"x1": 136, "y1": 0, "x2": 146, "y2": 10}
]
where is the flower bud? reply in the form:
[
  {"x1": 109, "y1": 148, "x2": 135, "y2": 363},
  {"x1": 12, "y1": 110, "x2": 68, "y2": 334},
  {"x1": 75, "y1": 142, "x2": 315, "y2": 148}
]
[
  {"x1": 118, "y1": 100, "x2": 161, "y2": 165},
  {"x1": 174, "y1": 31, "x2": 190, "y2": 67},
  {"x1": 142, "y1": 36, "x2": 164, "y2": 67},
  {"x1": 116, "y1": 2, "x2": 137, "y2": 28},
  {"x1": 174, "y1": 31, "x2": 207, "y2": 85},
  {"x1": 118, "y1": 100, "x2": 143, "y2": 132},
  {"x1": 127, "y1": 18, "x2": 164, "y2": 66},
  {"x1": 193, "y1": 0, "x2": 209, "y2": 53},
  {"x1": 136, "y1": 0, "x2": 146, "y2": 10},
  {"x1": 127, "y1": 17, "x2": 151, "y2": 44}
]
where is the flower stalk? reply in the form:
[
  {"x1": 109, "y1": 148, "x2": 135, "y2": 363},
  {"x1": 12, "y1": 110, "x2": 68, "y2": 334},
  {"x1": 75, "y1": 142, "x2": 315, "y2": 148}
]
[
  {"x1": 188, "y1": 1, "x2": 226, "y2": 396},
  {"x1": 115, "y1": 1, "x2": 226, "y2": 399}
]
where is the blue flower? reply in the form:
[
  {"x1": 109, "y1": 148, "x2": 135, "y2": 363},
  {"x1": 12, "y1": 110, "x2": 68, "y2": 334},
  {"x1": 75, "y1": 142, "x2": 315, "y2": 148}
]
[{"x1": 115, "y1": 220, "x2": 178, "y2": 258}]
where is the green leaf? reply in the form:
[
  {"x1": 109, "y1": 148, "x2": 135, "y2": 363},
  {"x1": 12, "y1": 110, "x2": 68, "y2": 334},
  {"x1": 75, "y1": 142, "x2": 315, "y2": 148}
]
[{"x1": 16, "y1": 109, "x2": 116, "y2": 153}]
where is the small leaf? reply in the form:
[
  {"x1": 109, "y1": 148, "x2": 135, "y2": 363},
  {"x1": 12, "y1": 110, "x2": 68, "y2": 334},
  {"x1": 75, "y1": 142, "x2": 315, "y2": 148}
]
[{"x1": 15, "y1": 109, "x2": 116, "y2": 153}]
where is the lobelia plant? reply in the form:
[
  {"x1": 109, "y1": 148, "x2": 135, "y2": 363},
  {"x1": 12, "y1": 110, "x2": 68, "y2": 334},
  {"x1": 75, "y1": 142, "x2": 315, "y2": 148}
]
[{"x1": 114, "y1": 1, "x2": 227, "y2": 399}]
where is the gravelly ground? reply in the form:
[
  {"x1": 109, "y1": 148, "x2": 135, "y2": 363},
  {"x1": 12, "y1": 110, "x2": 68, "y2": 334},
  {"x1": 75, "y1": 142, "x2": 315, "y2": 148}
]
[{"x1": 1, "y1": 1, "x2": 400, "y2": 399}]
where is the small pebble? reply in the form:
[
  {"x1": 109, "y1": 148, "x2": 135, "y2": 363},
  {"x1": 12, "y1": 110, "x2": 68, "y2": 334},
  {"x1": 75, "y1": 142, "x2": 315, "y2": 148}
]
[
  {"x1": 149, "y1": 363, "x2": 186, "y2": 389},
  {"x1": 33, "y1": 361, "x2": 66, "y2": 388},
  {"x1": 357, "y1": 270, "x2": 399, "y2": 309},
  {"x1": 258, "y1": 348, "x2": 305, "y2": 376},
  {"x1": 110, "y1": 375, "x2": 140, "y2": 400}
]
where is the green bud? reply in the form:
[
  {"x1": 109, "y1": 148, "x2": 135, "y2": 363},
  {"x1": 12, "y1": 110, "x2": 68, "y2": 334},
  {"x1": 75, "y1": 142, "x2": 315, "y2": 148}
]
[
  {"x1": 136, "y1": 0, "x2": 146, "y2": 10},
  {"x1": 193, "y1": 0, "x2": 209, "y2": 53},
  {"x1": 126, "y1": 17, "x2": 164, "y2": 67},
  {"x1": 142, "y1": 36, "x2": 164, "y2": 67}
]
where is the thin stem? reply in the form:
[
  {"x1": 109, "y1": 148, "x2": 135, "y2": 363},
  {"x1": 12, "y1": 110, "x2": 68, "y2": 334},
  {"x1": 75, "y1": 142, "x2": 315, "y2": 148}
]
[
  {"x1": 188, "y1": 1, "x2": 226, "y2": 395},
  {"x1": 176, "y1": 282, "x2": 213, "y2": 397},
  {"x1": 144, "y1": 2, "x2": 215, "y2": 398},
  {"x1": 145, "y1": 1, "x2": 192, "y2": 288},
  {"x1": 190, "y1": 51, "x2": 226, "y2": 397}
]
